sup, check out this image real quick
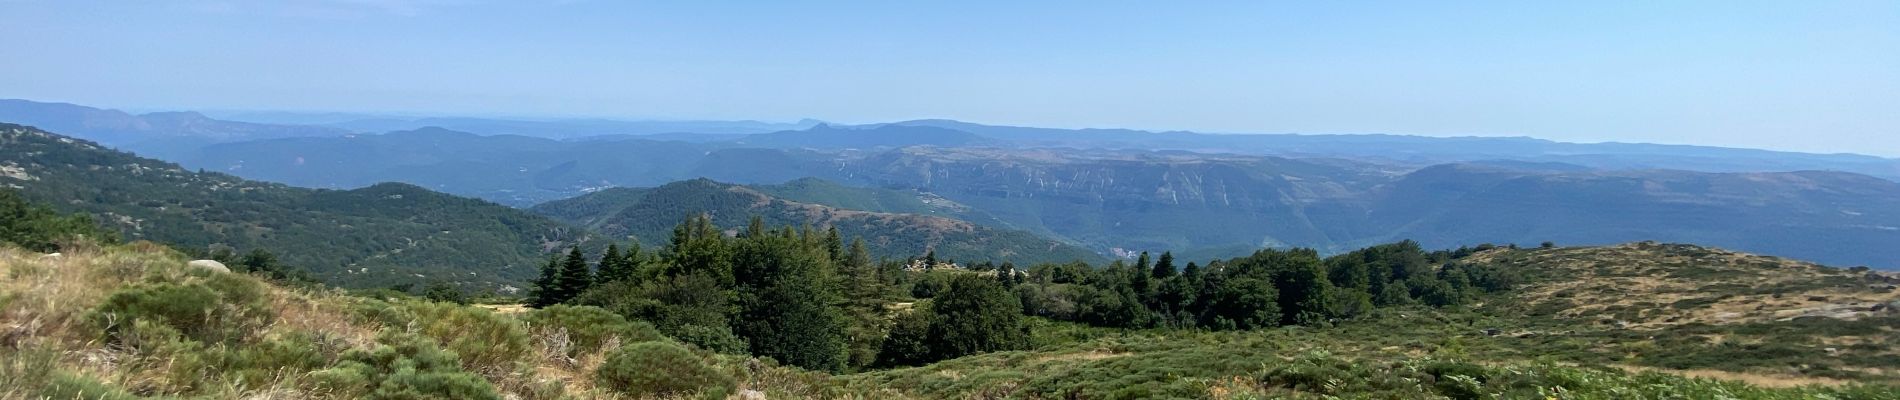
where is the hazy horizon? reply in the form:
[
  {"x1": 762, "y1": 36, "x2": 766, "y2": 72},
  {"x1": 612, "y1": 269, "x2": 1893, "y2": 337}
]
[{"x1": 4, "y1": 1, "x2": 1896, "y2": 156}]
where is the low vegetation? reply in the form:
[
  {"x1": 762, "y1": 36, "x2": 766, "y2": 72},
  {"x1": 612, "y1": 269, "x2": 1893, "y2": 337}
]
[{"x1": 4, "y1": 197, "x2": 1897, "y2": 398}]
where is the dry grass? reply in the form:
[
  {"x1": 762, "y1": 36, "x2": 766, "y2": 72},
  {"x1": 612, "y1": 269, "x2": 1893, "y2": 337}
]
[{"x1": 1474, "y1": 242, "x2": 1900, "y2": 329}]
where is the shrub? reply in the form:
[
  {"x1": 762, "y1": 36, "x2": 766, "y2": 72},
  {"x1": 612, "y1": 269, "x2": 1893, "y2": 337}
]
[
  {"x1": 523, "y1": 305, "x2": 663, "y2": 357},
  {"x1": 672, "y1": 323, "x2": 749, "y2": 355},
  {"x1": 91, "y1": 275, "x2": 272, "y2": 345},
  {"x1": 405, "y1": 301, "x2": 532, "y2": 377},
  {"x1": 311, "y1": 333, "x2": 503, "y2": 400},
  {"x1": 594, "y1": 341, "x2": 735, "y2": 399}
]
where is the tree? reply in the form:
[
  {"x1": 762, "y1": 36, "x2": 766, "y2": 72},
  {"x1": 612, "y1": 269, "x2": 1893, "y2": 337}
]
[
  {"x1": 528, "y1": 255, "x2": 562, "y2": 308},
  {"x1": 1327, "y1": 257, "x2": 1371, "y2": 291},
  {"x1": 665, "y1": 214, "x2": 734, "y2": 286},
  {"x1": 729, "y1": 228, "x2": 848, "y2": 372},
  {"x1": 547, "y1": 247, "x2": 594, "y2": 306},
  {"x1": 423, "y1": 282, "x2": 468, "y2": 304},
  {"x1": 0, "y1": 189, "x2": 112, "y2": 252},
  {"x1": 838, "y1": 238, "x2": 887, "y2": 369},
  {"x1": 824, "y1": 226, "x2": 844, "y2": 261},
  {"x1": 927, "y1": 275, "x2": 1027, "y2": 360},
  {"x1": 1205, "y1": 276, "x2": 1279, "y2": 330},
  {"x1": 875, "y1": 310, "x2": 933, "y2": 367},
  {"x1": 597, "y1": 244, "x2": 631, "y2": 284},
  {"x1": 1152, "y1": 251, "x2": 1176, "y2": 280}
]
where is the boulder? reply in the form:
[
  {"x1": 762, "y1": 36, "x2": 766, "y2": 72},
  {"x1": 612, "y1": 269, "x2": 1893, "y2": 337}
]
[{"x1": 188, "y1": 260, "x2": 230, "y2": 273}]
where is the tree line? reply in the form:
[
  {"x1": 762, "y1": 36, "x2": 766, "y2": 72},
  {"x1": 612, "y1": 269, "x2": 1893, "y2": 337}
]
[{"x1": 524, "y1": 214, "x2": 1519, "y2": 372}]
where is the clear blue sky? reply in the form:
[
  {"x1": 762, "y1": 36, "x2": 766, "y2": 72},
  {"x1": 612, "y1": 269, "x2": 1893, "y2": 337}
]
[{"x1": 3, "y1": 1, "x2": 1896, "y2": 155}]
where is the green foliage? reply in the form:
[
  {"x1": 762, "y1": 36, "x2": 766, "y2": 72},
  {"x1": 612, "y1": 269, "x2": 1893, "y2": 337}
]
[
  {"x1": 529, "y1": 247, "x2": 595, "y2": 308},
  {"x1": 404, "y1": 301, "x2": 532, "y2": 377},
  {"x1": 926, "y1": 275, "x2": 1027, "y2": 360},
  {"x1": 312, "y1": 333, "x2": 503, "y2": 400},
  {"x1": 1007, "y1": 241, "x2": 1507, "y2": 331},
  {"x1": 729, "y1": 226, "x2": 849, "y2": 372},
  {"x1": 91, "y1": 272, "x2": 273, "y2": 345},
  {"x1": 522, "y1": 305, "x2": 663, "y2": 357},
  {"x1": 421, "y1": 282, "x2": 467, "y2": 304},
  {"x1": 594, "y1": 341, "x2": 736, "y2": 399},
  {"x1": 0, "y1": 188, "x2": 114, "y2": 252},
  {"x1": 875, "y1": 309, "x2": 935, "y2": 367}
]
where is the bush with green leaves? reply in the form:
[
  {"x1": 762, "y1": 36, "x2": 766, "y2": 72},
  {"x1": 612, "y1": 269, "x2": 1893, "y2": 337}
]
[
  {"x1": 404, "y1": 301, "x2": 532, "y2": 377},
  {"x1": 594, "y1": 341, "x2": 736, "y2": 399},
  {"x1": 0, "y1": 188, "x2": 115, "y2": 252},
  {"x1": 522, "y1": 305, "x2": 664, "y2": 357},
  {"x1": 90, "y1": 271, "x2": 273, "y2": 345},
  {"x1": 310, "y1": 333, "x2": 502, "y2": 400}
]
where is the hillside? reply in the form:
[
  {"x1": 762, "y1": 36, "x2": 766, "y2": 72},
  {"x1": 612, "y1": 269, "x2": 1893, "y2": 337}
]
[
  {"x1": 0, "y1": 123, "x2": 582, "y2": 289},
  {"x1": 170, "y1": 128, "x2": 1900, "y2": 268},
  {"x1": 1368, "y1": 165, "x2": 1900, "y2": 268},
  {"x1": 2, "y1": 241, "x2": 1894, "y2": 399},
  {"x1": 530, "y1": 178, "x2": 1102, "y2": 265},
  {"x1": 840, "y1": 242, "x2": 1900, "y2": 398}
]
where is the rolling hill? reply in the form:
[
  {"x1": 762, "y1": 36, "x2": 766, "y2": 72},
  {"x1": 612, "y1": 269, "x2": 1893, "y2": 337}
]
[
  {"x1": 530, "y1": 179, "x2": 1102, "y2": 265},
  {"x1": 0, "y1": 123, "x2": 584, "y2": 290}
]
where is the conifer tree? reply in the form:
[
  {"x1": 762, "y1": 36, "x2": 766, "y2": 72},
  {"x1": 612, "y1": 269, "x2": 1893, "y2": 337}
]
[
  {"x1": 597, "y1": 244, "x2": 629, "y2": 284},
  {"x1": 551, "y1": 247, "x2": 594, "y2": 305},
  {"x1": 825, "y1": 226, "x2": 845, "y2": 261},
  {"x1": 666, "y1": 214, "x2": 734, "y2": 285},
  {"x1": 1152, "y1": 251, "x2": 1176, "y2": 279},
  {"x1": 528, "y1": 254, "x2": 562, "y2": 308}
]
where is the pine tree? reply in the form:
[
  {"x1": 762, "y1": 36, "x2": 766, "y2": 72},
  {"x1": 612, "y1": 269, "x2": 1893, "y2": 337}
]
[
  {"x1": 528, "y1": 254, "x2": 562, "y2": 308},
  {"x1": 598, "y1": 244, "x2": 628, "y2": 284},
  {"x1": 824, "y1": 226, "x2": 844, "y2": 261},
  {"x1": 551, "y1": 247, "x2": 594, "y2": 305},
  {"x1": 1131, "y1": 251, "x2": 1156, "y2": 312},
  {"x1": 838, "y1": 238, "x2": 886, "y2": 368},
  {"x1": 1152, "y1": 251, "x2": 1176, "y2": 279},
  {"x1": 922, "y1": 250, "x2": 937, "y2": 269},
  {"x1": 665, "y1": 214, "x2": 733, "y2": 285}
]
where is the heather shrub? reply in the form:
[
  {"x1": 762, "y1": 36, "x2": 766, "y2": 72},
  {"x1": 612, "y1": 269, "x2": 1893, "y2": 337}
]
[
  {"x1": 311, "y1": 333, "x2": 502, "y2": 400},
  {"x1": 90, "y1": 275, "x2": 272, "y2": 345},
  {"x1": 405, "y1": 300, "x2": 532, "y2": 377},
  {"x1": 594, "y1": 341, "x2": 735, "y2": 399},
  {"x1": 523, "y1": 304, "x2": 663, "y2": 357}
]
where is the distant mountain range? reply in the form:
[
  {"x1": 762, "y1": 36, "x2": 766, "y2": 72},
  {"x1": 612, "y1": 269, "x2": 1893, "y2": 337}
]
[
  {"x1": 529, "y1": 178, "x2": 1102, "y2": 265},
  {"x1": 6, "y1": 98, "x2": 1899, "y2": 269}
]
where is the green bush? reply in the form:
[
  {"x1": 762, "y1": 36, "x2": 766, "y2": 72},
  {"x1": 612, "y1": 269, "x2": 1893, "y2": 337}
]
[
  {"x1": 594, "y1": 341, "x2": 735, "y2": 399},
  {"x1": 672, "y1": 323, "x2": 749, "y2": 355},
  {"x1": 405, "y1": 301, "x2": 532, "y2": 376},
  {"x1": 91, "y1": 275, "x2": 273, "y2": 345},
  {"x1": 523, "y1": 305, "x2": 664, "y2": 357},
  {"x1": 37, "y1": 372, "x2": 139, "y2": 400},
  {"x1": 311, "y1": 333, "x2": 503, "y2": 400}
]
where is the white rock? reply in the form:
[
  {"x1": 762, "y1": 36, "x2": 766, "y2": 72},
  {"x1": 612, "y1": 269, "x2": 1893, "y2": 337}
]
[{"x1": 188, "y1": 259, "x2": 230, "y2": 273}]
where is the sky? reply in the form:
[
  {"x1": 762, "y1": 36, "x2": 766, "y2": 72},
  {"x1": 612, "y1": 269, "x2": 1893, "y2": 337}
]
[{"x1": 2, "y1": 1, "x2": 1896, "y2": 156}]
